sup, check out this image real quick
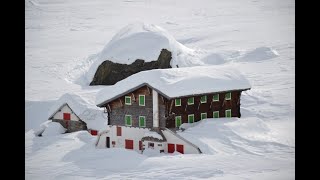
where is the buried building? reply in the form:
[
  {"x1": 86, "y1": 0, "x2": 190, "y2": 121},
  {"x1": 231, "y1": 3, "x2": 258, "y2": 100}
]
[{"x1": 95, "y1": 66, "x2": 251, "y2": 154}]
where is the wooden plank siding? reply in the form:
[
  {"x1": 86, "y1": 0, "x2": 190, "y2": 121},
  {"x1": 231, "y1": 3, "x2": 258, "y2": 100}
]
[{"x1": 165, "y1": 91, "x2": 242, "y2": 128}]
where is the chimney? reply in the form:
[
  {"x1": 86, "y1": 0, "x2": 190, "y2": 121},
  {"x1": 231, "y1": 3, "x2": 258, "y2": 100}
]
[{"x1": 152, "y1": 89, "x2": 159, "y2": 128}]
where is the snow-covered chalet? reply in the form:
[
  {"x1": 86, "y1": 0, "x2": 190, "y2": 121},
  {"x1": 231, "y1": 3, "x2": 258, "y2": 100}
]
[{"x1": 95, "y1": 66, "x2": 251, "y2": 154}]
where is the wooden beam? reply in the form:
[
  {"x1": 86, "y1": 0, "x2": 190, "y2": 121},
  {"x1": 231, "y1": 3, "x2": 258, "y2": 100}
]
[
  {"x1": 198, "y1": 102, "x2": 201, "y2": 110},
  {"x1": 169, "y1": 100, "x2": 174, "y2": 114},
  {"x1": 132, "y1": 93, "x2": 135, "y2": 102},
  {"x1": 147, "y1": 86, "x2": 151, "y2": 95},
  {"x1": 209, "y1": 101, "x2": 213, "y2": 109},
  {"x1": 107, "y1": 104, "x2": 111, "y2": 113},
  {"x1": 185, "y1": 103, "x2": 187, "y2": 112},
  {"x1": 119, "y1": 99, "x2": 123, "y2": 106}
]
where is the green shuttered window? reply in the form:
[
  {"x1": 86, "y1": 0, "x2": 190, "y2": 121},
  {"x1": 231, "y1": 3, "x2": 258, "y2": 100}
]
[
  {"x1": 213, "y1": 94, "x2": 219, "y2": 102},
  {"x1": 139, "y1": 116, "x2": 146, "y2": 127},
  {"x1": 225, "y1": 92, "x2": 231, "y2": 100},
  {"x1": 175, "y1": 98, "x2": 181, "y2": 106},
  {"x1": 139, "y1": 95, "x2": 145, "y2": 106},
  {"x1": 187, "y1": 97, "x2": 194, "y2": 105},
  {"x1": 175, "y1": 116, "x2": 182, "y2": 128},
  {"x1": 201, "y1": 113, "x2": 207, "y2": 120},
  {"x1": 125, "y1": 96, "x2": 131, "y2": 105},
  {"x1": 225, "y1": 109, "x2": 231, "y2": 118},
  {"x1": 125, "y1": 115, "x2": 132, "y2": 126},
  {"x1": 200, "y1": 96, "x2": 207, "y2": 103},
  {"x1": 188, "y1": 114, "x2": 194, "y2": 123},
  {"x1": 213, "y1": 111, "x2": 219, "y2": 118}
]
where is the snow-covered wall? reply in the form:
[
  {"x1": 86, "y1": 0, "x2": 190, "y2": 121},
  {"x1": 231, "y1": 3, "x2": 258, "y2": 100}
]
[{"x1": 52, "y1": 104, "x2": 80, "y2": 121}]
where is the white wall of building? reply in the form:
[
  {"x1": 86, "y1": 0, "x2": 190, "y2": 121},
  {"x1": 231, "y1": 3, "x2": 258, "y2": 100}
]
[
  {"x1": 96, "y1": 126, "x2": 201, "y2": 154},
  {"x1": 52, "y1": 104, "x2": 80, "y2": 121}
]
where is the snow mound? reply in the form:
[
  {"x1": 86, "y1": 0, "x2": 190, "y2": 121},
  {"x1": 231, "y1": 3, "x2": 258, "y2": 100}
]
[
  {"x1": 42, "y1": 122, "x2": 66, "y2": 136},
  {"x1": 143, "y1": 131, "x2": 163, "y2": 140},
  {"x1": 143, "y1": 148, "x2": 164, "y2": 157},
  {"x1": 238, "y1": 47, "x2": 279, "y2": 62},
  {"x1": 96, "y1": 65, "x2": 251, "y2": 105},
  {"x1": 34, "y1": 120, "x2": 52, "y2": 136},
  {"x1": 48, "y1": 93, "x2": 107, "y2": 131},
  {"x1": 80, "y1": 22, "x2": 203, "y2": 85}
]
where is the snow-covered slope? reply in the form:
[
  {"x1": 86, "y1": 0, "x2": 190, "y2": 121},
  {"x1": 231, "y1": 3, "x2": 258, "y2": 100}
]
[
  {"x1": 25, "y1": 0, "x2": 294, "y2": 179},
  {"x1": 96, "y1": 65, "x2": 251, "y2": 105}
]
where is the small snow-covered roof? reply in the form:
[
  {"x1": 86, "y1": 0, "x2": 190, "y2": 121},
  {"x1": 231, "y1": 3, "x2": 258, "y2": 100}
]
[
  {"x1": 96, "y1": 65, "x2": 251, "y2": 106},
  {"x1": 48, "y1": 93, "x2": 107, "y2": 130}
]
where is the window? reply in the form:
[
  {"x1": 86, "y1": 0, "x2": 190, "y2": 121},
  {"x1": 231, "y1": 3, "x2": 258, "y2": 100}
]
[
  {"x1": 200, "y1": 96, "x2": 207, "y2": 103},
  {"x1": 225, "y1": 109, "x2": 232, "y2": 117},
  {"x1": 175, "y1": 98, "x2": 181, "y2": 106},
  {"x1": 213, "y1": 94, "x2": 219, "y2": 102},
  {"x1": 139, "y1": 116, "x2": 146, "y2": 127},
  {"x1": 213, "y1": 111, "x2": 219, "y2": 118},
  {"x1": 63, "y1": 113, "x2": 71, "y2": 120},
  {"x1": 148, "y1": 142, "x2": 154, "y2": 149},
  {"x1": 125, "y1": 96, "x2": 131, "y2": 105},
  {"x1": 187, "y1": 97, "x2": 194, "y2": 105},
  {"x1": 201, "y1": 113, "x2": 207, "y2": 120},
  {"x1": 225, "y1": 92, "x2": 231, "y2": 100},
  {"x1": 175, "y1": 116, "x2": 182, "y2": 128},
  {"x1": 188, "y1": 114, "x2": 194, "y2": 123},
  {"x1": 139, "y1": 95, "x2": 145, "y2": 106},
  {"x1": 90, "y1": 130, "x2": 98, "y2": 136},
  {"x1": 117, "y1": 126, "x2": 122, "y2": 136},
  {"x1": 125, "y1": 115, "x2": 132, "y2": 126}
]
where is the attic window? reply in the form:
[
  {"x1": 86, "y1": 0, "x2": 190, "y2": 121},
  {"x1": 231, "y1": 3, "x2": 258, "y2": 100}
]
[
  {"x1": 139, "y1": 95, "x2": 145, "y2": 106},
  {"x1": 125, "y1": 96, "x2": 131, "y2": 105},
  {"x1": 187, "y1": 97, "x2": 194, "y2": 105},
  {"x1": 175, "y1": 98, "x2": 181, "y2": 106},
  {"x1": 225, "y1": 92, "x2": 231, "y2": 100},
  {"x1": 63, "y1": 113, "x2": 71, "y2": 120},
  {"x1": 213, "y1": 94, "x2": 219, "y2": 102},
  {"x1": 200, "y1": 96, "x2": 207, "y2": 103}
]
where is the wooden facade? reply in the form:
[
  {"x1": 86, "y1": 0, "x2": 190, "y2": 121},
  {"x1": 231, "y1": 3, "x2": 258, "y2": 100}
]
[{"x1": 104, "y1": 85, "x2": 243, "y2": 129}]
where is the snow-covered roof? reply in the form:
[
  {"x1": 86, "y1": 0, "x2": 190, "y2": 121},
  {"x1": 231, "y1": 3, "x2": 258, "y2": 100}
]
[
  {"x1": 96, "y1": 65, "x2": 251, "y2": 106},
  {"x1": 48, "y1": 93, "x2": 107, "y2": 130},
  {"x1": 143, "y1": 131, "x2": 164, "y2": 140}
]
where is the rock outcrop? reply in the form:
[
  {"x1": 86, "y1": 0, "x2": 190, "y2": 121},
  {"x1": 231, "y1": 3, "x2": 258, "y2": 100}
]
[{"x1": 90, "y1": 49, "x2": 172, "y2": 85}]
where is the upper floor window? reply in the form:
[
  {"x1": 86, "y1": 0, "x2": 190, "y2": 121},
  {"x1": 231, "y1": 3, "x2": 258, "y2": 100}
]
[
  {"x1": 125, "y1": 115, "x2": 132, "y2": 126},
  {"x1": 213, "y1": 94, "x2": 219, "y2": 102},
  {"x1": 175, "y1": 98, "x2": 181, "y2": 106},
  {"x1": 200, "y1": 96, "x2": 207, "y2": 103},
  {"x1": 139, "y1": 95, "x2": 145, "y2": 106},
  {"x1": 225, "y1": 92, "x2": 231, "y2": 100},
  {"x1": 187, "y1": 97, "x2": 194, "y2": 105},
  {"x1": 125, "y1": 96, "x2": 131, "y2": 105},
  {"x1": 139, "y1": 116, "x2": 146, "y2": 127}
]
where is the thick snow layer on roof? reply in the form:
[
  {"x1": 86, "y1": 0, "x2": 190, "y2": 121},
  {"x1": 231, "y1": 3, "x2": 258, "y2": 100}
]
[
  {"x1": 48, "y1": 93, "x2": 107, "y2": 130},
  {"x1": 96, "y1": 65, "x2": 251, "y2": 105},
  {"x1": 84, "y1": 22, "x2": 203, "y2": 85},
  {"x1": 143, "y1": 131, "x2": 163, "y2": 140}
]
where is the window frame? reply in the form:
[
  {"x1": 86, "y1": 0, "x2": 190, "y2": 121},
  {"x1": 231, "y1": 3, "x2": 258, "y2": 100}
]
[
  {"x1": 175, "y1": 98, "x2": 181, "y2": 106},
  {"x1": 225, "y1": 109, "x2": 231, "y2": 118},
  {"x1": 139, "y1": 116, "x2": 146, "y2": 127},
  {"x1": 188, "y1": 114, "x2": 194, "y2": 123},
  {"x1": 201, "y1": 113, "x2": 207, "y2": 120},
  {"x1": 213, "y1": 94, "x2": 219, "y2": 102},
  {"x1": 200, "y1": 95, "x2": 207, "y2": 103},
  {"x1": 125, "y1": 115, "x2": 132, "y2": 126},
  {"x1": 175, "y1": 116, "x2": 182, "y2": 128},
  {"x1": 187, "y1": 97, "x2": 194, "y2": 105},
  {"x1": 225, "y1": 92, "x2": 231, "y2": 100},
  {"x1": 213, "y1": 111, "x2": 219, "y2": 118},
  {"x1": 125, "y1": 96, "x2": 132, "y2": 105},
  {"x1": 139, "y1": 95, "x2": 145, "y2": 106}
]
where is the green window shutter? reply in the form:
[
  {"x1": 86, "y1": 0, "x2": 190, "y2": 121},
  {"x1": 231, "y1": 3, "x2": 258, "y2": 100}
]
[
  {"x1": 175, "y1": 99, "x2": 181, "y2": 106},
  {"x1": 187, "y1": 97, "x2": 194, "y2": 105},
  {"x1": 125, "y1": 115, "x2": 132, "y2": 126},
  {"x1": 225, "y1": 92, "x2": 231, "y2": 100},
  {"x1": 226, "y1": 109, "x2": 231, "y2": 117},
  {"x1": 200, "y1": 96, "x2": 207, "y2": 103},
  {"x1": 213, "y1": 111, "x2": 219, "y2": 118},
  {"x1": 188, "y1": 114, "x2": 194, "y2": 123},
  {"x1": 201, "y1": 113, "x2": 207, "y2": 120},
  {"x1": 175, "y1": 116, "x2": 182, "y2": 128},
  {"x1": 139, "y1": 95, "x2": 145, "y2": 106},
  {"x1": 139, "y1": 116, "x2": 145, "y2": 127},
  {"x1": 125, "y1": 96, "x2": 131, "y2": 105},
  {"x1": 213, "y1": 94, "x2": 219, "y2": 101}
]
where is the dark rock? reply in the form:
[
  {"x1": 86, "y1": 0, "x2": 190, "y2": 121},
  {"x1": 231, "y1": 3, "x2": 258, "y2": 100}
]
[{"x1": 90, "y1": 49, "x2": 172, "y2": 85}]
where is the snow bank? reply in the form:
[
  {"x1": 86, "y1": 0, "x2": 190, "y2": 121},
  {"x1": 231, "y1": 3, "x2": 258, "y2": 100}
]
[
  {"x1": 42, "y1": 122, "x2": 66, "y2": 136},
  {"x1": 143, "y1": 131, "x2": 163, "y2": 140},
  {"x1": 96, "y1": 65, "x2": 251, "y2": 105},
  {"x1": 48, "y1": 93, "x2": 107, "y2": 131},
  {"x1": 238, "y1": 47, "x2": 279, "y2": 62},
  {"x1": 82, "y1": 22, "x2": 203, "y2": 85},
  {"x1": 143, "y1": 148, "x2": 164, "y2": 157}
]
